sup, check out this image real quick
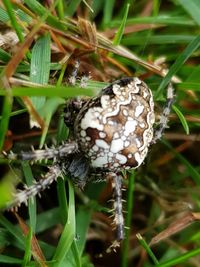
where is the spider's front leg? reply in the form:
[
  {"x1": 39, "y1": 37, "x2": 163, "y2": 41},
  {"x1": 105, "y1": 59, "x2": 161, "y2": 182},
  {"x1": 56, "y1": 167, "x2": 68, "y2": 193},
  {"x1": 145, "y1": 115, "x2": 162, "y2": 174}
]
[
  {"x1": 6, "y1": 164, "x2": 63, "y2": 210},
  {"x1": 2, "y1": 141, "x2": 78, "y2": 162},
  {"x1": 152, "y1": 83, "x2": 175, "y2": 143},
  {"x1": 3, "y1": 141, "x2": 78, "y2": 209}
]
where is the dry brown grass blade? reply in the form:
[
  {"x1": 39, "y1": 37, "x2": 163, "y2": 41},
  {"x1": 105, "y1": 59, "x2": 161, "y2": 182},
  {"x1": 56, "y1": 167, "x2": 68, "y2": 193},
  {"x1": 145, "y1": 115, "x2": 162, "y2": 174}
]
[
  {"x1": 153, "y1": 140, "x2": 193, "y2": 167},
  {"x1": 78, "y1": 17, "x2": 97, "y2": 49},
  {"x1": 3, "y1": 32, "x2": 34, "y2": 80},
  {"x1": 14, "y1": 212, "x2": 47, "y2": 267},
  {"x1": 21, "y1": 96, "x2": 45, "y2": 129},
  {"x1": 43, "y1": 18, "x2": 181, "y2": 81},
  {"x1": 1, "y1": 21, "x2": 46, "y2": 128},
  {"x1": 149, "y1": 211, "x2": 200, "y2": 246},
  {"x1": 50, "y1": 29, "x2": 66, "y2": 53},
  {"x1": 97, "y1": 36, "x2": 181, "y2": 83}
]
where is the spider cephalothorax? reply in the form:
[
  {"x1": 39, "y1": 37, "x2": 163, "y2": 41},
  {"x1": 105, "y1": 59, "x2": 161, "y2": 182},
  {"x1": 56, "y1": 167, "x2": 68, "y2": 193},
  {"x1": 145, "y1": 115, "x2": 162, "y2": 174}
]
[{"x1": 3, "y1": 77, "x2": 174, "y2": 246}]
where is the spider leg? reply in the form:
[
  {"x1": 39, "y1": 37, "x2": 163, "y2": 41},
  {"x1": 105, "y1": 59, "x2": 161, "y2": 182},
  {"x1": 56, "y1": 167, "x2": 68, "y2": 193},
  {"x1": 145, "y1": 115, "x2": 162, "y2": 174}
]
[
  {"x1": 111, "y1": 173, "x2": 125, "y2": 242},
  {"x1": 68, "y1": 60, "x2": 80, "y2": 85},
  {"x1": 6, "y1": 164, "x2": 62, "y2": 210},
  {"x1": 3, "y1": 141, "x2": 78, "y2": 162},
  {"x1": 152, "y1": 82, "x2": 175, "y2": 143}
]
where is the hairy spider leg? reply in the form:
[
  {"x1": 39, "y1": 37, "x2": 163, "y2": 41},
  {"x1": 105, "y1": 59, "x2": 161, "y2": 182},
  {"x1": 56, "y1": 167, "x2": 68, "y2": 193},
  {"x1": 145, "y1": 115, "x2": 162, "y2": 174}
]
[
  {"x1": 111, "y1": 173, "x2": 124, "y2": 242},
  {"x1": 68, "y1": 59, "x2": 80, "y2": 85},
  {"x1": 152, "y1": 83, "x2": 175, "y2": 143},
  {"x1": 3, "y1": 142, "x2": 78, "y2": 209},
  {"x1": 3, "y1": 142, "x2": 78, "y2": 162},
  {"x1": 6, "y1": 164, "x2": 62, "y2": 210}
]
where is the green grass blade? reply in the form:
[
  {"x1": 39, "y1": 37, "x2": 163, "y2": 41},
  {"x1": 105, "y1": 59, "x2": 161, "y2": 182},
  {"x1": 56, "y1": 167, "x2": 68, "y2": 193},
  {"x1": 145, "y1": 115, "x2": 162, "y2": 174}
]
[
  {"x1": 0, "y1": 171, "x2": 16, "y2": 209},
  {"x1": 155, "y1": 34, "x2": 200, "y2": 98},
  {"x1": 52, "y1": 179, "x2": 75, "y2": 266},
  {"x1": 156, "y1": 246, "x2": 200, "y2": 267},
  {"x1": 30, "y1": 34, "x2": 51, "y2": 86},
  {"x1": 65, "y1": 0, "x2": 81, "y2": 16},
  {"x1": 0, "y1": 6, "x2": 9, "y2": 22},
  {"x1": 136, "y1": 233, "x2": 159, "y2": 264},
  {"x1": 0, "y1": 90, "x2": 13, "y2": 150},
  {"x1": 0, "y1": 255, "x2": 23, "y2": 264},
  {"x1": 172, "y1": 105, "x2": 189, "y2": 135},
  {"x1": 122, "y1": 34, "x2": 196, "y2": 45},
  {"x1": 25, "y1": 0, "x2": 67, "y2": 31},
  {"x1": 56, "y1": 0, "x2": 64, "y2": 19},
  {"x1": 0, "y1": 48, "x2": 11, "y2": 62},
  {"x1": 38, "y1": 97, "x2": 65, "y2": 148},
  {"x1": 57, "y1": 178, "x2": 68, "y2": 224},
  {"x1": 102, "y1": 0, "x2": 115, "y2": 28},
  {"x1": 22, "y1": 162, "x2": 37, "y2": 232},
  {"x1": 22, "y1": 227, "x2": 32, "y2": 267},
  {"x1": 0, "y1": 86, "x2": 95, "y2": 97},
  {"x1": 76, "y1": 205, "x2": 93, "y2": 255},
  {"x1": 0, "y1": 214, "x2": 25, "y2": 247},
  {"x1": 30, "y1": 33, "x2": 51, "y2": 110},
  {"x1": 57, "y1": 179, "x2": 81, "y2": 267},
  {"x1": 2, "y1": 0, "x2": 24, "y2": 42},
  {"x1": 113, "y1": 4, "x2": 130, "y2": 46},
  {"x1": 178, "y1": 82, "x2": 200, "y2": 91},
  {"x1": 178, "y1": 0, "x2": 200, "y2": 26},
  {"x1": 71, "y1": 241, "x2": 81, "y2": 267},
  {"x1": 110, "y1": 16, "x2": 195, "y2": 27}
]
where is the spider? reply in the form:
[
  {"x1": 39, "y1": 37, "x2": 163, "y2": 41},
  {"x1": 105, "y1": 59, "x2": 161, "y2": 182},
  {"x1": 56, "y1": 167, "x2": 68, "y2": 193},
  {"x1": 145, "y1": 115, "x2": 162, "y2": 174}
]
[{"x1": 3, "y1": 77, "x2": 174, "y2": 247}]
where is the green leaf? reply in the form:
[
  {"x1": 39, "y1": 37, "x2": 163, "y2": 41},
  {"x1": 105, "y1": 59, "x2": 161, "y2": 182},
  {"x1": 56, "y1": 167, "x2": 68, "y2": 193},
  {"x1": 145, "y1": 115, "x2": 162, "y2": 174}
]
[
  {"x1": 102, "y1": 0, "x2": 115, "y2": 28},
  {"x1": 0, "y1": 255, "x2": 23, "y2": 264},
  {"x1": 76, "y1": 206, "x2": 92, "y2": 255},
  {"x1": 38, "y1": 97, "x2": 65, "y2": 148},
  {"x1": 2, "y1": 0, "x2": 24, "y2": 42},
  {"x1": 155, "y1": 34, "x2": 200, "y2": 98},
  {"x1": 156, "y1": 246, "x2": 200, "y2": 267},
  {"x1": 122, "y1": 34, "x2": 196, "y2": 45},
  {"x1": 22, "y1": 227, "x2": 32, "y2": 267},
  {"x1": 136, "y1": 234, "x2": 159, "y2": 265},
  {"x1": 0, "y1": 214, "x2": 25, "y2": 248},
  {"x1": 24, "y1": 0, "x2": 67, "y2": 31},
  {"x1": 0, "y1": 6, "x2": 9, "y2": 22},
  {"x1": 0, "y1": 90, "x2": 13, "y2": 150},
  {"x1": 0, "y1": 48, "x2": 11, "y2": 63},
  {"x1": 110, "y1": 16, "x2": 195, "y2": 27},
  {"x1": 22, "y1": 162, "x2": 37, "y2": 233},
  {"x1": 52, "y1": 180, "x2": 75, "y2": 266},
  {"x1": 177, "y1": 0, "x2": 200, "y2": 26},
  {"x1": 178, "y1": 82, "x2": 200, "y2": 91},
  {"x1": 0, "y1": 86, "x2": 95, "y2": 97},
  {"x1": 30, "y1": 34, "x2": 51, "y2": 85},
  {"x1": 113, "y1": 4, "x2": 130, "y2": 46},
  {"x1": 0, "y1": 171, "x2": 16, "y2": 209},
  {"x1": 65, "y1": 0, "x2": 82, "y2": 16},
  {"x1": 172, "y1": 105, "x2": 190, "y2": 135},
  {"x1": 30, "y1": 33, "x2": 51, "y2": 110}
]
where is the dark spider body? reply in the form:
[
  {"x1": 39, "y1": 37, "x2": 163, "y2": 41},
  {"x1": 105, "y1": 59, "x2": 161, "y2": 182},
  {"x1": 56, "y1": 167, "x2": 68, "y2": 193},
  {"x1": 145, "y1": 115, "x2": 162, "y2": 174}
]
[{"x1": 3, "y1": 77, "x2": 174, "y2": 247}]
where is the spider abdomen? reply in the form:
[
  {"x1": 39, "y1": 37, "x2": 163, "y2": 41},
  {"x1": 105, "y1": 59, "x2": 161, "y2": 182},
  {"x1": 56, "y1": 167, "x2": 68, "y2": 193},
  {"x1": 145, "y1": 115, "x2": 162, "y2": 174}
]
[{"x1": 75, "y1": 77, "x2": 155, "y2": 171}]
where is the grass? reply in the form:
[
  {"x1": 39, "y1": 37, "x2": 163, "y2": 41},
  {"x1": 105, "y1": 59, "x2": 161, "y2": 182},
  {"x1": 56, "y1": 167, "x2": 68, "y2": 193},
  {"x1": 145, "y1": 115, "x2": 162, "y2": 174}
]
[{"x1": 0, "y1": 0, "x2": 200, "y2": 266}]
